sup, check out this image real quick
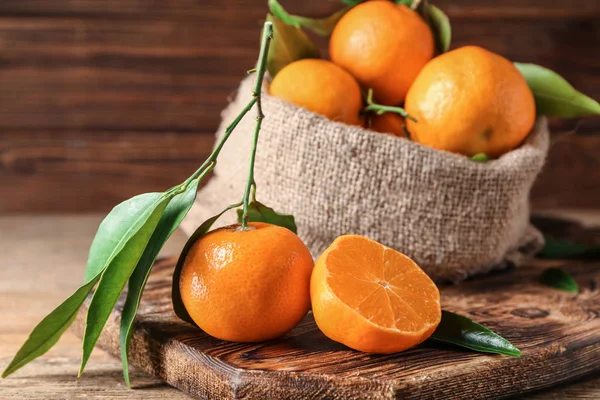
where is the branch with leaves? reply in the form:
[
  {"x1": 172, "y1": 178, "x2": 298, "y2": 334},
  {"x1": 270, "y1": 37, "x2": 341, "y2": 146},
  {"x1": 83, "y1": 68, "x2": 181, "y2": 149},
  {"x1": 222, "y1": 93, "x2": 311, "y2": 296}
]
[{"x1": 2, "y1": 20, "x2": 279, "y2": 386}]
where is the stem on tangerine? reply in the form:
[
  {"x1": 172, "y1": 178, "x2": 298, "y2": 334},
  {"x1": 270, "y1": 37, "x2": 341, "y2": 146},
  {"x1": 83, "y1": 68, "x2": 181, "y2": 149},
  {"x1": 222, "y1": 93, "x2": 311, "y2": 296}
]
[
  {"x1": 363, "y1": 88, "x2": 418, "y2": 122},
  {"x1": 240, "y1": 21, "x2": 273, "y2": 230},
  {"x1": 183, "y1": 20, "x2": 273, "y2": 197}
]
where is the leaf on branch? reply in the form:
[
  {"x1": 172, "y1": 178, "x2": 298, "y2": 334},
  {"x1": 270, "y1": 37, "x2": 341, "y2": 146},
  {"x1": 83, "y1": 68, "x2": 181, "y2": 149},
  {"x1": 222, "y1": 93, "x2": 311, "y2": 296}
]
[
  {"x1": 341, "y1": 0, "x2": 365, "y2": 5},
  {"x1": 79, "y1": 193, "x2": 173, "y2": 376},
  {"x1": 269, "y1": 0, "x2": 350, "y2": 36},
  {"x1": 419, "y1": 1, "x2": 451, "y2": 54},
  {"x1": 119, "y1": 179, "x2": 200, "y2": 386},
  {"x1": 266, "y1": 14, "x2": 320, "y2": 78},
  {"x1": 515, "y1": 63, "x2": 600, "y2": 117},
  {"x1": 237, "y1": 201, "x2": 297, "y2": 233},
  {"x1": 2, "y1": 193, "x2": 167, "y2": 378}
]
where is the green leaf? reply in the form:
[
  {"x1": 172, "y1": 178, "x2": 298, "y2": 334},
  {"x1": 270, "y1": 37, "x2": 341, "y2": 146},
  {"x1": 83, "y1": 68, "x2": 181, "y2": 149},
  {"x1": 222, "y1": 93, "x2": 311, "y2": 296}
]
[
  {"x1": 470, "y1": 153, "x2": 490, "y2": 162},
  {"x1": 84, "y1": 193, "x2": 165, "y2": 282},
  {"x1": 426, "y1": 3, "x2": 451, "y2": 53},
  {"x1": 236, "y1": 201, "x2": 297, "y2": 233},
  {"x1": 2, "y1": 193, "x2": 165, "y2": 378},
  {"x1": 269, "y1": 0, "x2": 350, "y2": 36},
  {"x1": 1, "y1": 282, "x2": 96, "y2": 378},
  {"x1": 172, "y1": 204, "x2": 240, "y2": 325},
  {"x1": 119, "y1": 179, "x2": 199, "y2": 386},
  {"x1": 79, "y1": 193, "x2": 173, "y2": 376},
  {"x1": 430, "y1": 310, "x2": 522, "y2": 357},
  {"x1": 537, "y1": 235, "x2": 600, "y2": 260},
  {"x1": 539, "y1": 268, "x2": 579, "y2": 293},
  {"x1": 341, "y1": 0, "x2": 365, "y2": 5},
  {"x1": 515, "y1": 63, "x2": 600, "y2": 117},
  {"x1": 266, "y1": 14, "x2": 320, "y2": 77}
]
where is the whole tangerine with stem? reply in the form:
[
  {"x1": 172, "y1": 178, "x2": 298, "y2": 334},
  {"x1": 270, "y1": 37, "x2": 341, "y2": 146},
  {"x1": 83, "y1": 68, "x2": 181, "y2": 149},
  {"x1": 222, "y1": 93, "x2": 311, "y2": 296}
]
[
  {"x1": 179, "y1": 222, "x2": 314, "y2": 342},
  {"x1": 330, "y1": 0, "x2": 435, "y2": 105},
  {"x1": 269, "y1": 59, "x2": 363, "y2": 125},
  {"x1": 405, "y1": 46, "x2": 536, "y2": 158}
]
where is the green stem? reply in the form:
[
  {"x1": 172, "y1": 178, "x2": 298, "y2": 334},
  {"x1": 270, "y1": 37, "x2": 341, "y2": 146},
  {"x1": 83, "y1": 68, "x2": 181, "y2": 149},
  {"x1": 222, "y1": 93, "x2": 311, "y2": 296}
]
[
  {"x1": 184, "y1": 21, "x2": 273, "y2": 196},
  {"x1": 363, "y1": 88, "x2": 417, "y2": 122},
  {"x1": 240, "y1": 22, "x2": 273, "y2": 230},
  {"x1": 184, "y1": 98, "x2": 258, "y2": 187}
]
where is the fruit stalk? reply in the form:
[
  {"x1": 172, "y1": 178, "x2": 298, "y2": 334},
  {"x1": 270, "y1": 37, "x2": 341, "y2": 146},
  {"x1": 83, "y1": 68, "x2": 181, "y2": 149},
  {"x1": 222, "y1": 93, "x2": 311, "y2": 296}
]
[
  {"x1": 364, "y1": 89, "x2": 417, "y2": 122},
  {"x1": 180, "y1": 21, "x2": 273, "y2": 203},
  {"x1": 240, "y1": 22, "x2": 274, "y2": 230}
]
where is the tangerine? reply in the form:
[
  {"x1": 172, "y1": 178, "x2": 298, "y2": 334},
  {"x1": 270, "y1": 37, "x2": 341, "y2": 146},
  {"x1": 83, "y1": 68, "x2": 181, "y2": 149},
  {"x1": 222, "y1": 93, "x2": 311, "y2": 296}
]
[
  {"x1": 179, "y1": 222, "x2": 314, "y2": 342},
  {"x1": 269, "y1": 59, "x2": 363, "y2": 125},
  {"x1": 405, "y1": 46, "x2": 536, "y2": 157},
  {"x1": 330, "y1": 0, "x2": 434, "y2": 105}
]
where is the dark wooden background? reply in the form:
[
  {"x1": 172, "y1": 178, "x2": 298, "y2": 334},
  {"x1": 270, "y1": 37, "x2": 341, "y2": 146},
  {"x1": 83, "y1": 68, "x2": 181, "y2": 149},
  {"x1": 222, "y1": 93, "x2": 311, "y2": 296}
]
[{"x1": 0, "y1": 0, "x2": 598, "y2": 213}]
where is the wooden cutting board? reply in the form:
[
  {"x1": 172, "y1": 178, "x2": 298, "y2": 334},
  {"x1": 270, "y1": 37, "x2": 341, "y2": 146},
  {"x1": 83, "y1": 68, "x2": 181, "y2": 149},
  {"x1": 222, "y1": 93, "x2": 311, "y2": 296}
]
[{"x1": 71, "y1": 218, "x2": 600, "y2": 399}]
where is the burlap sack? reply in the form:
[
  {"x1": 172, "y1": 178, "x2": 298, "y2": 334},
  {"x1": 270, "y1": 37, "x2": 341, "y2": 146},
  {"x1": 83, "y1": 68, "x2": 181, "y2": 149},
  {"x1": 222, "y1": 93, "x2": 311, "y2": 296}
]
[{"x1": 182, "y1": 75, "x2": 550, "y2": 282}]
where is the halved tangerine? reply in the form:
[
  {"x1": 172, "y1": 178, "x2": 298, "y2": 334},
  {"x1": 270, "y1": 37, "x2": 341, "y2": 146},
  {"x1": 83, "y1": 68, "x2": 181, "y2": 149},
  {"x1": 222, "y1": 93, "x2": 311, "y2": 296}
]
[{"x1": 310, "y1": 235, "x2": 441, "y2": 353}]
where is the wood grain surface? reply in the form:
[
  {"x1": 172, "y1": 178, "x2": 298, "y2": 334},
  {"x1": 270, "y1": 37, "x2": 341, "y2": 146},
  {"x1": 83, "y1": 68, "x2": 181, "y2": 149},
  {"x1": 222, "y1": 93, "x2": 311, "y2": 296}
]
[
  {"x1": 2, "y1": 213, "x2": 600, "y2": 399},
  {"x1": 69, "y1": 220, "x2": 600, "y2": 399},
  {"x1": 0, "y1": 0, "x2": 598, "y2": 212},
  {"x1": 0, "y1": 215, "x2": 193, "y2": 399}
]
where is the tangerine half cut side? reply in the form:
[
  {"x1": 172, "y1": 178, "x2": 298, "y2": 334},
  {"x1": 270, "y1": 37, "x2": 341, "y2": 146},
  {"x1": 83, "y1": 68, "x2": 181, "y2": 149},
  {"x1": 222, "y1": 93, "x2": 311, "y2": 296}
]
[{"x1": 310, "y1": 235, "x2": 441, "y2": 353}]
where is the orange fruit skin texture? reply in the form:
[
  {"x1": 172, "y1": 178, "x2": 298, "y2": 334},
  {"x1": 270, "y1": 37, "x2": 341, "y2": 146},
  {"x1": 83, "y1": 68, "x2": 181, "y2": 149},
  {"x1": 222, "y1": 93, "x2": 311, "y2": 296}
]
[
  {"x1": 269, "y1": 59, "x2": 363, "y2": 126},
  {"x1": 310, "y1": 235, "x2": 441, "y2": 354},
  {"x1": 330, "y1": 0, "x2": 434, "y2": 105},
  {"x1": 179, "y1": 222, "x2": 314, "y2": 342},
  {"x1": 405, "y1": 46, "x2": 536, "y2": 158},
  {"x1": 367, "y1": 113, "x2": 407, "y2": 138}
]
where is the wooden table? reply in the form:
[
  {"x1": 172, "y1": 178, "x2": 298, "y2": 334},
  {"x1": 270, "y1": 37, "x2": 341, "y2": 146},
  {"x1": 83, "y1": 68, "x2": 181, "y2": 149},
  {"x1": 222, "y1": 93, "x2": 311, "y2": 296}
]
[{"x1": 1, "y1": 213, "x2": 600, "y2": 399}]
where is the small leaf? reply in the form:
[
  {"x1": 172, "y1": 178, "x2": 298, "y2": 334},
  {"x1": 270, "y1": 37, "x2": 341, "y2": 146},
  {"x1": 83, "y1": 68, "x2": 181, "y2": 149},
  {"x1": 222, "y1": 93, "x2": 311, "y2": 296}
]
[
  {"x1": 269, "y1": 0, "x2": 350, "y2": 36},
  {"x1": 470, "y1": 153, "x2": 490, "y2": 162},
  {"x1": 426, "y1": 3, "x2": 451, "y2": 53},
  {"x1": 540, "y1": 268, "x2": 579, "y2": 293},
  {"x1": 430, "y1": 310, "x2": 521, "y2": 357},
  {"x1": 266, "y1": 14, "x2": 320, "y2": 77},
  {"x1": 172, "y1": 204, "x2": 240, "y2": 325},
  {"x1": 515, "y1": 63, "x2": 600, "y2": 117},
  {"x1": 340, "y1": 0, "x2": 364, "y2": 5},
  {"x1": 80, "y1": 193, "x2": 173, "y2": 376},
  {"x1": 2, "y1": 193, "x2": 165, "y2": 378},
  {"x1": 120, "y1": 179, "x2": 199, "y2": 386},
  {"x1": 237, "y1": 201, "x2": 297, "y2": 233},
  {"x1": 537, "y1": 235, "x2": 600, "y2": 260}
]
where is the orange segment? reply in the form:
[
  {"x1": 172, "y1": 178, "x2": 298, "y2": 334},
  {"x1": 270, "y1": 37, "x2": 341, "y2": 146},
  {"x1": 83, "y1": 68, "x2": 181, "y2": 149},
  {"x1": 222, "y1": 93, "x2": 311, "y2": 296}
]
[{"x1": 310, "y1": 235, "x2": 441, "y2": 353}]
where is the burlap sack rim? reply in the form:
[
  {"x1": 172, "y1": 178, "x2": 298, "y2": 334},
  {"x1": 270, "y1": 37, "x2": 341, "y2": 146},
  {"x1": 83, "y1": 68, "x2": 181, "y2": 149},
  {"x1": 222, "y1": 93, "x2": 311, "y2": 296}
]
[
  {"x1": 183, "y1": 76, "x2": 548, "y2": 283},
  {"x1": 256, "y1": 83, "x2": 547, "y2": 174}
]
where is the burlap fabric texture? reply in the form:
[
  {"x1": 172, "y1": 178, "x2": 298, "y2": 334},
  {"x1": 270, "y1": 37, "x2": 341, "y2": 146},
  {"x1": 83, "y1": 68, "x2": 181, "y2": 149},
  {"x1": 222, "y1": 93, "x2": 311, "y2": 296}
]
[{"x1": 181, "y1": 75, "x2": 550, "y2": 282}]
